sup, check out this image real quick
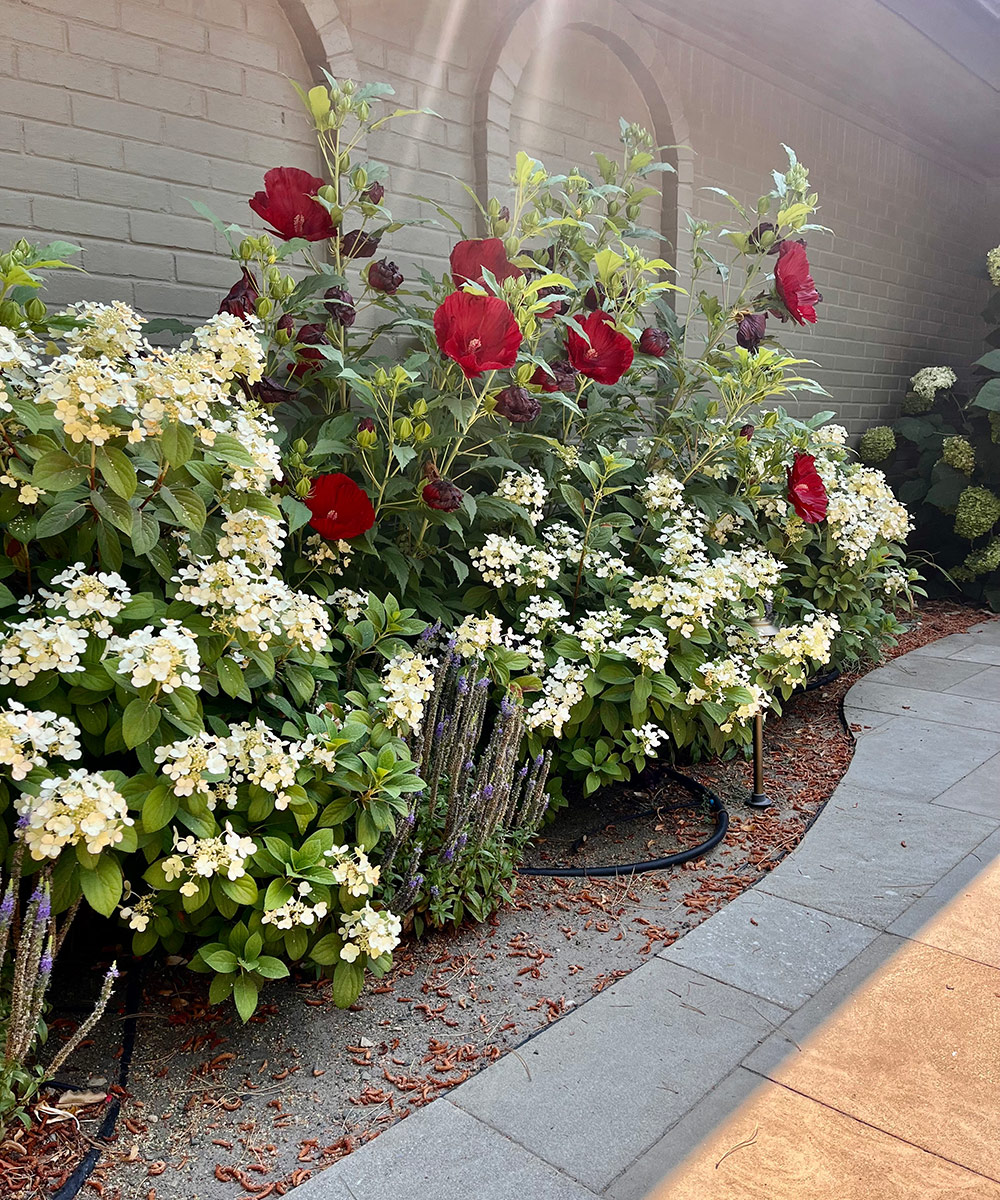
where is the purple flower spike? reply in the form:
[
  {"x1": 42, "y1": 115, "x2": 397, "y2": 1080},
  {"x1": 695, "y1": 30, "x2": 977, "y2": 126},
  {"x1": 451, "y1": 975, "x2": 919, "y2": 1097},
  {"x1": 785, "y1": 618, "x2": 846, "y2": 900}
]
[
  {"x1": 455, "y1": 833, "x2": 468, "y2": 850},
  {"x1": 477, "y1": 677, "x2": 490, "y2": 690},
  {"x1": 519, "y1": 765, "x2": 529, "y2": 778},
  {"x1": 37, "y1": 894, "x2": 52, "y2": 924},
  {"x1": 16, "y1": 813, "x2": 29, "y2": 830},
  {"x1": 435, "y1": 721, "x2": 445, "y2": 740},
  {"x1": 443, "y1": 848, "x2": 454, "y2": 861},
  {"x1": 500, "y1": 698, "x2": 515, "y2": 717},
  {"x1": 482, "y1": 784, "x2": 494, "y2": 801},
  {"x1": 430, "y1": 886, "x2": 440, "y2": 898},
  {"x1": 406, "y1": 812, "x2": 417, "y2": 827},
  {"x1": 464, "y1": 760, "x2": 474, "y2": 773},
  {"x1": 457, "y1": 675, "x2": 468, "y2": 695},
  {"x1": 0, "y1": 889, "x2": 14, "y2": 921},
  {"x1": 535, "y1": 754, "x2": 544, "y2": 767},
  {"x1": 40, "y1": 952, "x2": 54, "y2": 976}
]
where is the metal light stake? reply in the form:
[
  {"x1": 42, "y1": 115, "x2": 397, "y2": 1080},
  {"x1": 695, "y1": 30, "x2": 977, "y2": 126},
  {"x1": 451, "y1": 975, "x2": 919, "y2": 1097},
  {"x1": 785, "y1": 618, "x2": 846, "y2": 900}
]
[{"x1": 746, "y1": 613, "x2": 781, "y2": 810}]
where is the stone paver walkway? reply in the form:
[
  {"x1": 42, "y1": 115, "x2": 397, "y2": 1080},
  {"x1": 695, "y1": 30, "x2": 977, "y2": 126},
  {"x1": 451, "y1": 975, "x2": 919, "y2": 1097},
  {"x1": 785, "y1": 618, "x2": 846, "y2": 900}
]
[{"x1": 294, "y1": 620, "x2": 1000, "y2": 1199}]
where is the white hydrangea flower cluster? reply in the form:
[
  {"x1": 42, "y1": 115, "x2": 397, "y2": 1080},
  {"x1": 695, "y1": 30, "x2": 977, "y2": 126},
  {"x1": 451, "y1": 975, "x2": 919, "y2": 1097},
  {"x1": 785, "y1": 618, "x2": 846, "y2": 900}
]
[
  {"x1": 707, "y1": 512, "x2": 744, "y2": 543},
  {"x1": 305, "y1": 534, "x2": 353, "y2": 573},
  {"x1": 217, "y1": 508, "x2": 285, "y2": 570},
  {"x1": 521, "y1": 593, "x2": 568, "y2": 636},
  {"x1": 119, "y1": 892, "x2": 157, "y2": 932},
  {"x1": 381, "y1": 651, "x2": 438, "y2": 731},
  {"x1": 630, "y1": 722, "x2": 668, "y2": 757},
  {"x1": 325, "y1": 844, "x2": 381, "y2": 897},
  {"x1": 188, "y1": 313, "x2": 264, "y2": 385},
  {"x1": 471, "y1": 533, "x2": 560, "y2": 589},
  {"x1": 617, "y1": 627, "x2": 671, "y2": 673},
  {"x1": 217, "y1": 409, "x2": 284, "y2": 492},
  {"x1": 162, "y1": 821, "x2": 257, "y2": 895},
  {"x1": 686, "y1": 656, "x2": 767, "y2": 733},
  {"x1": 989, "y1": 246, "x2": 1000, "y2": 288},
  {"x1": 910, "y1": 366, "x2": 956, "y2": 402},
  {"x1": 770, "y1": 613, "x2": 840, "y2": 673},
  {"x1": 110, "y1": 620, "x2": 201, "y2": 694},
  {"x1": 154, "y1": 721, "x2": 307, "y2": 810},
  {"x1": 0, "y1": 616, "x2": 88, "y2": 686},
  {"x1": 454, "y1": 614, "x2": 508, "y2": 657},
  {"x1": 331, "y1": 587, "x2": 368, "y2": 622},
  {"x1": 261, "y1": 883, "x2": 329, "y2": 929},
  {"x1": 494, "y1": 468, "x2": 548, "y2": 525},
  {"x1": 40, "y1": 562, "x2": 132, "y2": 631},
  {"x1": 39, "y1": 353, "x2": 141, "y2": 446},
  {"x1": 63, "y1": 300, "x2": 147, "y2": 359},
  {"x1": 826, "y1": 466, "x2": 912, "y2": 565},
  {"x1": 643, "y1": 470, "x2": 685, "y2": 513},
  {"x1": 175, "y1": 555, "x2": 330, "y2": 652},
  {"x1": 0, "y1": 324, "x2": 38, "y2": 412},
  {"x1": 629, "y1": 547, "x2": 781, "y2": 638},
  {"x1": 16, "y1": 769, "x2": 132, "y2": 860},
  {"x1": 543, "y1": 521, "x2": 633, "y2": 580},
  {"x1": 338, "y1": 902, "x2": 402, "y2": 962},
  {"x1": 130, "y1": 347, "x2": 226, "y2": 442},
  {"x1": 525, "y1": 658, "x2": 589, "y2": 737},
  {"x1": 0, "y1": 701, "x2": 81, "y2": 780},
  {"x1": 567, "y1": 608, "x2": 626, "y2": 654},
  {"x1": 0, "y1": 473, "x2": 41, "y2": 505}
]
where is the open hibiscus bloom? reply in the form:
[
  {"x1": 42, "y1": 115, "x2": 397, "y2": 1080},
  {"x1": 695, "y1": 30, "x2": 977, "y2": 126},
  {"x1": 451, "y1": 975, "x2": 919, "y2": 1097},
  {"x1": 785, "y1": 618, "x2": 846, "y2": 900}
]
[
  {"x1": 433, "y1": 291, "x2": 522, "y2": 378},
  {"x1": 306, "y1": 473, "x2": 375, "y2": 540},
  {"x1": 787, "y1": 453, "x2": 828, "y2": 523},
  {"x1": 565, "y1": 311, "x2": 634, "y2": 385},
  {"x1": 774, "y1": 240, "x2": 821, "y2": 325},
  {"x1": 249, "y1": 167, "x2": 337, "y2": 242},
  {"x1": 450, "y1": 238, "x2": 523, "y2": 291}
]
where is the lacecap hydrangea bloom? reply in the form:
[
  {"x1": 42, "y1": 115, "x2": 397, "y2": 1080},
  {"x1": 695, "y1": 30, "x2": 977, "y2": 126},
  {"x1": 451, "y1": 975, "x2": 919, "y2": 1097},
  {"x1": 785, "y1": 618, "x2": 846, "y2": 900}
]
[
  {"x1": 109, "y1": 620, "x2": 201, "y2": 694},
  {"x1": 0, "y1": 701, "x2": 81, "y2": 780},
  {"x1": 162, "y1": 822, "x2": 257, "y2": 895},
  {"x1": 380, "y1": 651, "x2": 438, "y2": 732},
  {"x1": 338, "y1": 902, "x2": 402, "y2": 962},
  {"x1": 16, "y1": 769, "x2": 132, "y2": 860}
]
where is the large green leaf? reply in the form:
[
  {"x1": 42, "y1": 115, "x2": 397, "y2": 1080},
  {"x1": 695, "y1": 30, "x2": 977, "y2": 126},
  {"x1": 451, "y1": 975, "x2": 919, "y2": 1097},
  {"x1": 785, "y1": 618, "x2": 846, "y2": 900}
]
[
  {"x1": 331, "y1": 959, "x2": 365, "y2": 1008},
  {"x1": 96, "y1": 446, "x2": 137, "y2": 500},
  {"x1": 79, "y1": 854, "x2": 123, "y2": 917},
  {"x1": 122, "y1": 697, "x2": 160, "y2": 748},
  {"x1": 32, "y1": 450, "x2": 88, "y2": 492}
]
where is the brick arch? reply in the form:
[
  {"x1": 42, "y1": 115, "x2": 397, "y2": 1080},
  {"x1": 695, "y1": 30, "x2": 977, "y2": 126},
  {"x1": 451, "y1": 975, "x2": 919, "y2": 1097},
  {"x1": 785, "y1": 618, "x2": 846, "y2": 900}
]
[
  {"x1": 275, "y1": 0, "x2": 359, "y2": 83},
  {"x1": 473, "y1": 0, "x2": 693, "y2": 255}
]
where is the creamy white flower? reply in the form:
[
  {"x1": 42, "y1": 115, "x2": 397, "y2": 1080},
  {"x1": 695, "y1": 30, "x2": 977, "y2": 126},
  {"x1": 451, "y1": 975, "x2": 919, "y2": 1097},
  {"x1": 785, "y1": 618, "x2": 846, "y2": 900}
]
[
  {"x1": 494, "y1": 468, "x2": 548, "y2": 526},
  {"x1": 338, "y1": 903, "x2": 401, "y2": 961},
  {"x1": 0, "y1": 701, "x2": 81, "y2": 780},
  {"x1": 381, "y1": 652, "x2": 437, "y2": 732},
  {"x1": 110, "y1": 620, "x2": 201, "y2": 694},
  {"x1": 910, "y1": 365, "x2": 956, "y2": 401},
  {"x1": 17, "y1": 769, "x2": 132, "y2": 859}
]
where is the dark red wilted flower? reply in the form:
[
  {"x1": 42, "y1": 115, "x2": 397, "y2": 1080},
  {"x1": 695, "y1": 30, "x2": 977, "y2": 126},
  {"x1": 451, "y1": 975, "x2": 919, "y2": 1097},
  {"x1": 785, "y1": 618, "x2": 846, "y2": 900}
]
[
  {"x1": 535, "y1": 286, "x2": 566, "y2": 319},
  {"x1": 358, "y1": 417, "x2": 376, "y2": 433},
  {"x1": 422, "y1": 465, "x2": 464, "y2": 512},
  {"x1": 774, "y1": 240, "x2": 821, "y2": 325},
  {"x1": 433, "y1": 291, "x2": 522, "y2": 379},
  {"x1": 340, "y1": 230, "x2": 380, "y2": 259},
  {"x1": 450, "y1": 238, "x2": 523, "y2": 291},
  {"x1": 249, "y1": 374, "x2": 297, "y2": 405},
  {"x1": 531, "y1": 360, "x2": 577, "y2": 394},
  {"x1": 736, "y1": 312, "x2": 767, "y2": 354},
  {"x1": 566, "y1": 311, "x2": 634, "y2": 385},
  {"x1": 365, "y1": 182, "x2": 385, "y2": 205},
  {"x1": 787, "y1": 453, "x2": 828, "y2": 523},
  {"x1": 498, "y1": 206, "x2": 510, "y2": 222},
  {"x1": 748, "y1": 222, "x2": 779, "y2": 253},
  {"x1": 368, "y1": 259, "x2": 403, "y2": 294},
  {"x1": 306, "y1": 473, "x2": 375, "y2": 540},
  {"x1": 249, "y1": 167, "x2": 336, "y2": 242},
  {"x1": 494, "y1": 385, "x2": 541, "y2": 424},
  {"x1": 289, "y1": 322, "x2": 329, "y2": 378},
  {"x1": 324, "y1": 287, "x2": 356, "y2": 327},
  {"x1": 218, "y1": 268, "x2": 259, "y2": 321},
  {"x1": 739, "y1": 423, "x2": 755, "y2": 441},
  {"x1": 584, "y1": 284, "x2": 606, "y2": 311},
  {"x1": 639, "y1": 326, "x2": 670, "y2": 357}
]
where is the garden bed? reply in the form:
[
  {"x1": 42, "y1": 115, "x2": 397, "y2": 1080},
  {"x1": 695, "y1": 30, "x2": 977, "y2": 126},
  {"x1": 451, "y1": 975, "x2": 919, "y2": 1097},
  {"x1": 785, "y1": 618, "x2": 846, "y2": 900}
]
[{"x1": 6, "y1": 599, "x2": 986, "y2": 1200}]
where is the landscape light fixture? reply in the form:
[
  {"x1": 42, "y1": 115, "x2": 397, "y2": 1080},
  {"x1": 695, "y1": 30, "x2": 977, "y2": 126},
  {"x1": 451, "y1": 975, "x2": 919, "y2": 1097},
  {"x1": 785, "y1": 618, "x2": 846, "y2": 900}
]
[{"x1": 746, "y1": 612, "x2": 781, "y2": 810}]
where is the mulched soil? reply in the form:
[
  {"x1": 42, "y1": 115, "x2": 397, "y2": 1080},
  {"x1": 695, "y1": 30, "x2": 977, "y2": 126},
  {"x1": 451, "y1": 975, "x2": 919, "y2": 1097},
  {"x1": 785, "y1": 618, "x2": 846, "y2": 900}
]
[{"x1": 4, "y1": 600, "x2": 992, "y2": 1200}]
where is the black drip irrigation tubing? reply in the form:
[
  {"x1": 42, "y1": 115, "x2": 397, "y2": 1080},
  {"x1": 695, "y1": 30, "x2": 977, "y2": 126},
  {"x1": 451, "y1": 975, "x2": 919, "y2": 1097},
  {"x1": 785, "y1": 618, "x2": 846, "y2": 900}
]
[
  {"x1": 518, "y1": 765, "x2": 729, "y2": 879},
  {"x1": 47, "y1": 962, "x2": 142, "y2": 1200}
]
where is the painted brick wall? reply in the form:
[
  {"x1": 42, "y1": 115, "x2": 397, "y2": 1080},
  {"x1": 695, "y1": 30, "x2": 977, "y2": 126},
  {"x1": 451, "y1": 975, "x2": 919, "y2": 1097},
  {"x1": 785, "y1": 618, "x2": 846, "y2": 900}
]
[{"x1": 0, "y1": 0, "x2": 994, "y2": 434}]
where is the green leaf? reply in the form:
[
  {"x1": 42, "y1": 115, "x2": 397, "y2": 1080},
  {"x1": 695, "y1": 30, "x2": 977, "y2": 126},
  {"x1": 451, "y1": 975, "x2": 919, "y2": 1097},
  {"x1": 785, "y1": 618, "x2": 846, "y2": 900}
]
[
  {"x1": 331, "y1": 959, "x2": 365, "y2": 1008},
  {"x1": 255, "y1": 955, "x2": 290, "y2": 980},
  {"x1": 280, "y1": 494, "x2": 312, "y2": 533},
  {"x1": 217, "y1": 657, "x2": 245, "y2": 698},
  {"x1": 141, "y1": 784, "x2": 178, "y2": 833},
  {"x1": 79, "y1": 855, "x2": 123, "y2": 917},
  {"x1": 160, "y1": 485, "x2": 206, "y2": 533},
  {"x1": 220, "y1": 874, "x2": 258, "y2": 905},
  {"x1": 200, "y1": 947, "x2": 239, "y2": 973},
  {"x1": 122, "y1": 697, "x2": 160, "y2": 749},
  {"x1": 35, "y1": 500, "x2": 87, "y2": 539},
  {"x1": 973, "y1": 378, "x2": 1000, "y2": 413},
  {"x1": 160, "y1": 421, "x2": 195, "y2": 468},
  {"x1": 973, "y1": 349, "x2": 1000, "y2": 373},
  {"x1": 96, "y1": 446, "x2": 137, "y2": 500},
  {"x1": 32, "y1": 450, "x2": 88, "y2": 492},
  {"x1": 284, "y1": 663, "x2": 316, "y2": 706},
  {"x1": 308, "y1": 932, "x2": 341, "y2": 965},
  {"x1": 232, "y1": 973, "x2": 259, "y2": 1022},
  {"x1": 130, "y1": 509, "x2": 159, "y2": 555}
]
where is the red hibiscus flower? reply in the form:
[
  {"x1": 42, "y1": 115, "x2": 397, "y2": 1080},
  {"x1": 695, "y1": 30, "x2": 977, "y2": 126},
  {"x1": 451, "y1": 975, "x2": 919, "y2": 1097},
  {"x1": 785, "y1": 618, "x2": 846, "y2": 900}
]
[
  {"x1": 774, "y1": 240, "x2": 821, "y2": 325},
  {"x1": 565, "y1": 311, "x2": 634, "y2": 385},
  {"x1": 249, "y1": 167, "x2": 336, "y2": 242},
  {"x1": 787, "y1": 453, "x2": 828, "y2": 523},
  {"x1": 450, "y1": 238, "x2": 523, "y2": 291},
  {"x1": 433, "y1": 291, "x2": 522, "y2": 378},
  {"x1": 305, "y1": 473, "x2": 375, "y2": 541},
  {"x1": 531, "y1": 361, "x2": 577, "y2": 394}
]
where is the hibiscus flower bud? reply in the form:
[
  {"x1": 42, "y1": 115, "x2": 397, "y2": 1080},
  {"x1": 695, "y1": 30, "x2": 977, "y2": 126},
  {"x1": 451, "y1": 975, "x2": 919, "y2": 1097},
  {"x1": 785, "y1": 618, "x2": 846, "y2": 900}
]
[
  {"x1": 748, "y1": 222, "x2": 779, "y2": 253},
  {"x1": 368, "y1": 259, "x2": 404, "y2": 294},
  {"x1": 295, "y1": 477, "x2": 312, "y2": 498},
  {"x1": 494, "y1": 385, "x2": 541, "y2": 424},
  {"x1": 736, "y1": 312, "x2": 767, "y2": 354},
  {"x1": 739, "y1": 423, "x2": 755, "y2": 441},
  {"x1": 365, "y1": 182, "x2": 385, "y2": 205},
  {"x1": 639, "y1": 326, "x2": 670, "y2": 356},
  {"x1": 358, "y1": 417, "x2": 376, "y2": 433},
  {"x1": 357, "y1": 418, "x2": 377, "y2": 449},
  {"x1": 218, "y1": 268, "x2": 259, "y2": 321},
  {"x1": 498, "y1": 206, "x2": 510, "y2": 222},
  {"x1": 250, "y1": 374, "x2": 298, "y2": 405},
  {"x1": 324, "y1": 287, "x2": 356, "y2": 327},
  {"x1": 422, "y1": 470, "x2": 464, "y2": 512}
]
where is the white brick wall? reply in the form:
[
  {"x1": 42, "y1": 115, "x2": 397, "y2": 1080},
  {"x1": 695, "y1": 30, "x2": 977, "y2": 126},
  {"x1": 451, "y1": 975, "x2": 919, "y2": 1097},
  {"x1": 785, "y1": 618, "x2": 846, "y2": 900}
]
[{"x1": 0, "y1": 0, "x2": 994, "y2": 432}]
